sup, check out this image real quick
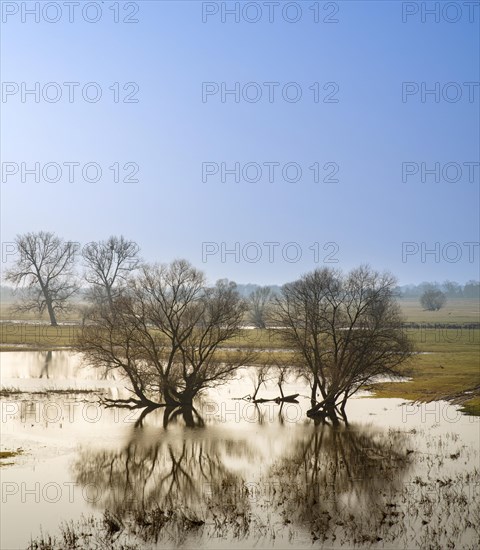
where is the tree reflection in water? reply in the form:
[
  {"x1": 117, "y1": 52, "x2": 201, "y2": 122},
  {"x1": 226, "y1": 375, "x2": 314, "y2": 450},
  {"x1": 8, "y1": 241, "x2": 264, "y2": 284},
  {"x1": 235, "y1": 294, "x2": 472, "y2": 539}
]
[
  {"x1": 39, "y1": 350, "x2": 52, "y2": 379},
  {"x1": 72, "y1": 406, "x2": 255, "y2": 545},
  {"x1": 70, "y1": 406, "x2": 412, "y2": 547},
  {"x1": 266, "y1": 422, "x2": 411, "y2": 545}
]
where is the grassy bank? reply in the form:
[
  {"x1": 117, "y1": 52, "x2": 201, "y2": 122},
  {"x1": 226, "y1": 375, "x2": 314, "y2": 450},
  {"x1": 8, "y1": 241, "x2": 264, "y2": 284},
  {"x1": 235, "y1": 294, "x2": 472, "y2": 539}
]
[
  {"x1": 368, "y1": 327, "x2": 480, "y2": 415},
  {"x1": 371, "y1": 300, "x2": 480, "y2": 414}
]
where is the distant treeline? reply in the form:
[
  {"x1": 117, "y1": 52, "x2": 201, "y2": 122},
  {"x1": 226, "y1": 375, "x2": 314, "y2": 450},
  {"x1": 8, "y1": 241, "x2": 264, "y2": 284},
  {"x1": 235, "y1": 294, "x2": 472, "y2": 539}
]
[
  {"x1": 206, "y1": 281, "x2": 480, "y2": 300},
  {"x1": 193, "y1": 281, "x2": 480, "y2": 300},
  {"x1": 395, "y1": 281, "x2": 479, "y2": 299},
  {"x1": 1, "y1": 280, "x2": 479, "y2": 303}
]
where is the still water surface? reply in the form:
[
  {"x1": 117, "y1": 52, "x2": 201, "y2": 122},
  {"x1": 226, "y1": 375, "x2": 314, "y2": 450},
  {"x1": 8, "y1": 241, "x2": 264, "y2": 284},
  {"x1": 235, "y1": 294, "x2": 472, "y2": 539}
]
[{"x1": 1, "y1": 351, "x2": 479, "y2": 549}]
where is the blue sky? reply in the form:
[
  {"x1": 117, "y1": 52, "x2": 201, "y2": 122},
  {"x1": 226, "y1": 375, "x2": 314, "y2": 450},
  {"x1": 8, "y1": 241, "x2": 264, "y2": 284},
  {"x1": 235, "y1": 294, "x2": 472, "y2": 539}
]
[{"x1": 1, "y1": 0, "x2": 479, "y2": 285}]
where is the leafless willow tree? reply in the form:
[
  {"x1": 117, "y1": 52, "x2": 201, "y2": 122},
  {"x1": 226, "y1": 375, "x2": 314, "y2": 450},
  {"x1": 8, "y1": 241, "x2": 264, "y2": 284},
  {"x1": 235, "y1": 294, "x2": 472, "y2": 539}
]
[
  {"x1": 4, "y1": 231, "x2": 78, "y2": 326},
  {"x1": 248, "y1": 286, "x2": 273, "y2": 328},
  {"x1": 82, "y1": 235, "x2": 141, "y2": 308},
  {"x1": 77, "y1": 260, "x2": 256, "y2": 409},
  {"x1": 275, "y1": 265, "x2": 413, "y2": 421}
]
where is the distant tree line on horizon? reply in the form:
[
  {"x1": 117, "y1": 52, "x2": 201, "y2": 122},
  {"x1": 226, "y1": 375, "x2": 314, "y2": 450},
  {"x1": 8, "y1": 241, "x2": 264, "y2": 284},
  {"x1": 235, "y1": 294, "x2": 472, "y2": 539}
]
[
  {"x1": 2, "y1": 231, "x2": 478, "y2": 326},
  {"x1": 397, "y1": 280, "x2": 480, "y2": 300}
]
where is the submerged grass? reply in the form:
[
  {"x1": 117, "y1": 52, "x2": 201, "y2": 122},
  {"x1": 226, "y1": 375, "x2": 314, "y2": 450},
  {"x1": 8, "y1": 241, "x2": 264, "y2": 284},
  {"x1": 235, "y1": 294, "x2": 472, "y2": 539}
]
[
  {"x1": 0, "y1": 448, "x2": 24, "y2": 466},
  {"x1": 0, "y1": 386, "x2": 104, "y2": 397}
]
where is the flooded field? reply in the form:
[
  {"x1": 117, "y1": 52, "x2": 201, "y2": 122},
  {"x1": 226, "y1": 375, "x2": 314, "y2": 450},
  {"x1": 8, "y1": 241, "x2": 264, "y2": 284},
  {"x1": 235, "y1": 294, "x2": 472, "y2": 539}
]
[{"x1": 1, "y1": 351, "x2": 479, "y2": 549}]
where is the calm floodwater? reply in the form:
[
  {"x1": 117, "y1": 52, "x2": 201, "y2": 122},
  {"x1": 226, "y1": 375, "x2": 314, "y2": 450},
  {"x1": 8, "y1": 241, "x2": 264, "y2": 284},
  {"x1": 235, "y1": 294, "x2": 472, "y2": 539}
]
[{"x1": 1, "y1": 351, "x2": 479, "y2": 549}]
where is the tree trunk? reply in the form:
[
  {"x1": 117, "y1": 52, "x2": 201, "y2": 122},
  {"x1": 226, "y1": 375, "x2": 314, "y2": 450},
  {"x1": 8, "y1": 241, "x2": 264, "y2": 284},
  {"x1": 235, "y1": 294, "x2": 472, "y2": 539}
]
[
  {"x1": 163, "y1": 385, "x2": 196, "y2": 408},
  {"x1": 38, "y1": 278, "x2": 57, "y2": 326},
  {"x1": 180, "y1": 406, "x2": 198, "y2": 427},
  {"x1": 307, "y1": 396, "x2": 339, "y2": 424},
  {"x1": 106, "y1": 285, "x2": 114, "y2": 310},
  {"x1": 45, "y1": 296, "x2": 58, "y2": 326},
  {"x1": 325, "y1": 402, "x2": 340, "y2": 426},
  {"x1": 340, "y1": 408, "x2": 349, "y2": 426},
  {"x1": 164, "y1": 387, "x2": 180, "y2": 407},
  {"x1": 180, "y1": 391, "x2": 195, "y2": 407},
  {"x1": 340, "y1": 391, "x2": 348, "y2": 413},
  {"x1": 311, "y1": 378, "x2": 318, "y2": 408}
]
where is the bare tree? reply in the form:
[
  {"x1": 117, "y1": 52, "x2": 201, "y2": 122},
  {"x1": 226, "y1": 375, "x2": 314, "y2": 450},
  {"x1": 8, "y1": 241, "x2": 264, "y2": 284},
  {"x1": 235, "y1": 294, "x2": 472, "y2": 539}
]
[
  {"x1": 248, "y1": 363, "x2": 275, "y2": 401},
  {"x1": 77, "y1": 260, "x2": 256, "y2": 409},
  {"x1": 4, "y1": 231, "x2": 78, "y2": 326},
  {"x1": 274, "y1": 265, "x2": 413, "y2": 421},
  {"x1": 271, "y1": 355, "x2": 293, "y2": 400},
  {"x1": 420, "y1": 287, "x2": 447, "y2": 311},
  {"x1": 248, "y1": 286, "x2": 273, "y2": 328},
  {"x1": 82, "y1": 235, "x2": 140, "y2": 308}
]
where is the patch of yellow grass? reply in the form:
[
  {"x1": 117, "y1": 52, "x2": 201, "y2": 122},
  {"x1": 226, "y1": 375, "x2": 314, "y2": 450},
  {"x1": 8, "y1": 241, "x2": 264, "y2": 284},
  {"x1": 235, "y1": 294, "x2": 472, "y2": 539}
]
[{"x1": 369, "y1": 328, "x2": 480, "y2": 415}]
